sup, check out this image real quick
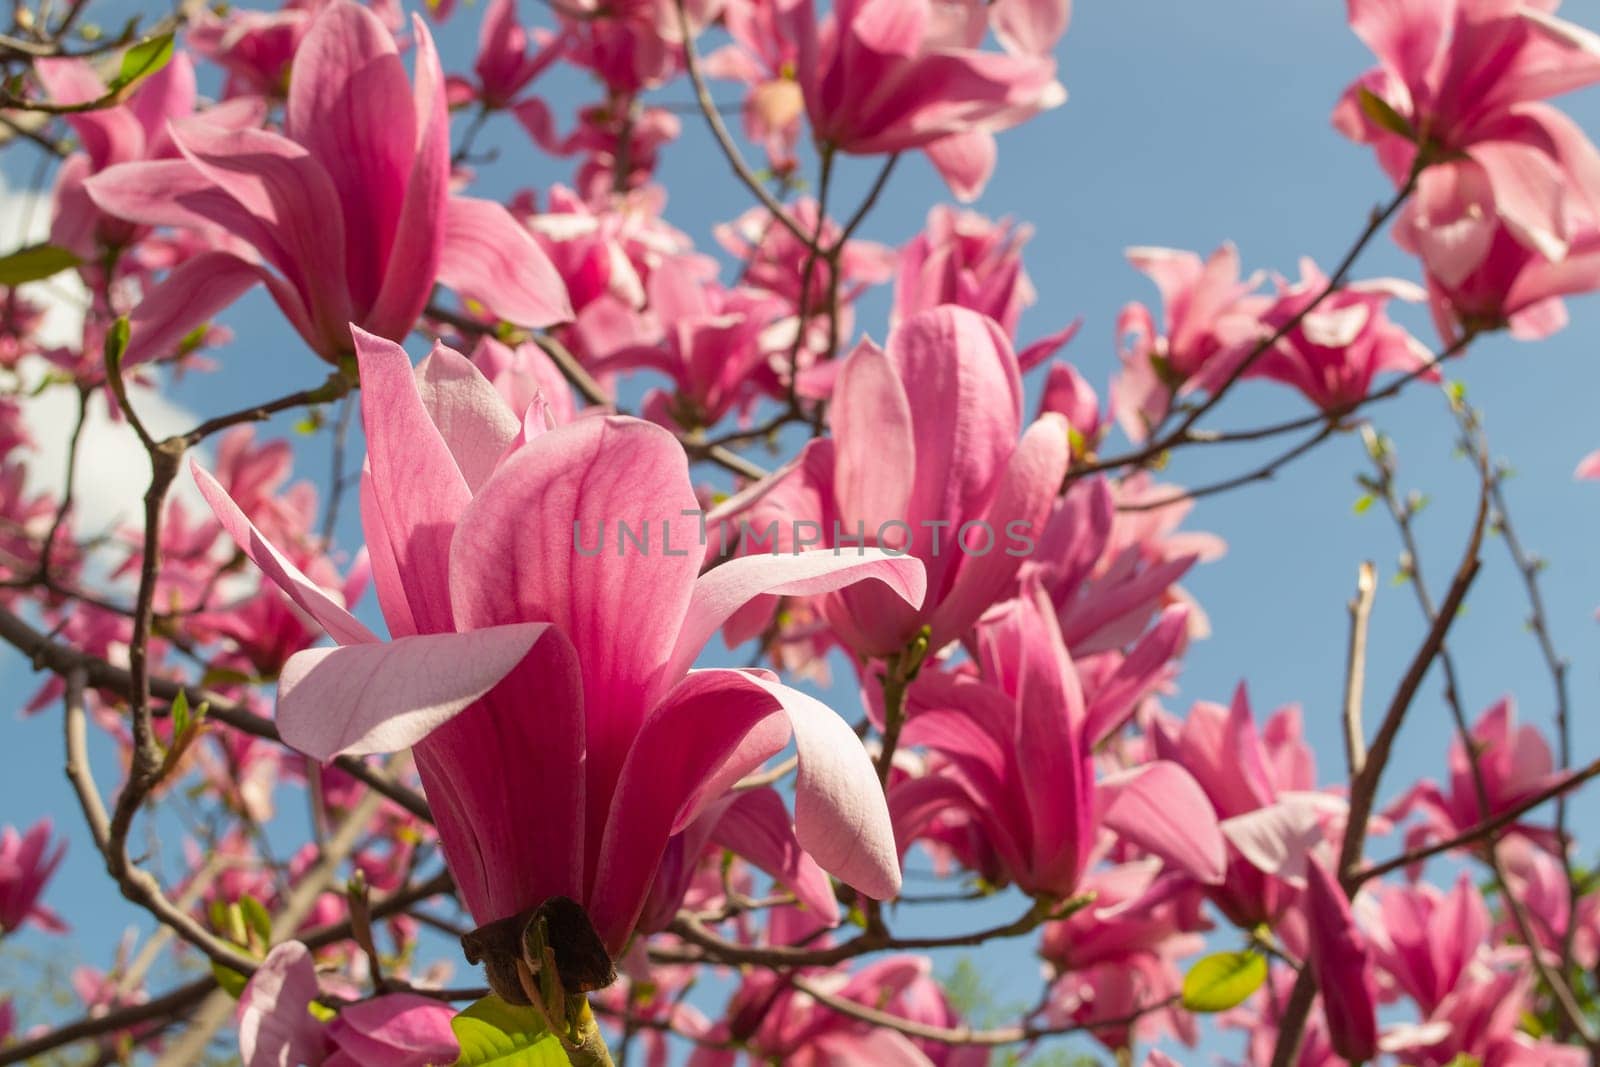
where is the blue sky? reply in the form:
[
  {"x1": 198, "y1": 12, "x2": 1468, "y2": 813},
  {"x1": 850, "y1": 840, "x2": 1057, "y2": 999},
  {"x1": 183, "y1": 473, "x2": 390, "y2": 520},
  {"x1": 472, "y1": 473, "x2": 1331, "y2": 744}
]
[{"x1": 3, "y1": 0, "x2": 1600, "y2": 1061}]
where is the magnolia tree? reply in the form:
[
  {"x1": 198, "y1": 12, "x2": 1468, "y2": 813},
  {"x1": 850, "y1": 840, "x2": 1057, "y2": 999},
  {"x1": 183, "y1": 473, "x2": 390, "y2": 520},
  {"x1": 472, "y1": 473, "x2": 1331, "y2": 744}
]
[{"x1": 0, "y1": 0, "x2": 1597, "y2": 1063}]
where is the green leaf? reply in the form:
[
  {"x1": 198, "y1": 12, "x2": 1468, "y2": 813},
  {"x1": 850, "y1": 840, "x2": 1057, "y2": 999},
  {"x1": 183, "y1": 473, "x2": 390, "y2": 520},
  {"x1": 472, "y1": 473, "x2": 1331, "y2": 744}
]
[
  {"x1": 170, "y1": 689, "x2": 191, "y2": 736},
  {"x1": 112, "y1": 34, "x2": 174, "y2": 91},
  {"x1": 451, "y1": 997, "x2": 568, "y2": 1067},
  {"x1": 1181, "y1": 950, "x2": 1267, "y2": 1012},
  {"x1": 0, "y1": 243, "x2": 80, "y2": 287},
  {"x1": 239, "y1": 893, "x2": 273, "y2": 948},
  {"x1": 1357, "y1": 86, "x2": 1415, "y2": 140},
  {"x1": 211, "y1": 961, "x2": 248, "y2": 999},
  {"x1": 1353, "y1": 493, "x2": 1375, "y2": 515}
]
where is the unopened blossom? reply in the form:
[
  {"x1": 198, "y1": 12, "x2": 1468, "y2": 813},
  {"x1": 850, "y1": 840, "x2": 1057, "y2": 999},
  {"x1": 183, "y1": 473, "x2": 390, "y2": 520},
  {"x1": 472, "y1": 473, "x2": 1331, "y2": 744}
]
[
  {"x1": 1304, "y1": 859, "x2": 1379, "y2": 1064},
  {"x1": 198, "y1": 329, "x2": 925, "y2": 965},
  {"x1": 0, "y1": 819, "x2": 67, "y2": 935},
  {"x1": 87, "y1": 1, "x2": 571, "y2": 365}
]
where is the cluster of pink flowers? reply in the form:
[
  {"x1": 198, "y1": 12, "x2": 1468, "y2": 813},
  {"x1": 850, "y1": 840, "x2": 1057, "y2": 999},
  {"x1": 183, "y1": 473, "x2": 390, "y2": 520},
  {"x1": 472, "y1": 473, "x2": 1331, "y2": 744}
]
[{"x1": 0, "y1": 0, "x2": 1598, "y2": 1063}]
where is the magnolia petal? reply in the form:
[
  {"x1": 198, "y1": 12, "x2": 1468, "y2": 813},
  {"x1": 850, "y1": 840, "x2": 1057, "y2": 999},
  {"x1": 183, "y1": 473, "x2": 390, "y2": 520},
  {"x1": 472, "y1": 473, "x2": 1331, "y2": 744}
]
[
  {"x1": 1100, "y1": 760, "x2": 1227, "y2": 884},
  {"x1": 439, "y1": 196, "x2": 574, "y2": 328},
  {"x1": 277, "y1": 623, "x2": 561, "y2": 759},
  {"x1": 193, "y1": 460, "x2": 380, "y2": 647}
]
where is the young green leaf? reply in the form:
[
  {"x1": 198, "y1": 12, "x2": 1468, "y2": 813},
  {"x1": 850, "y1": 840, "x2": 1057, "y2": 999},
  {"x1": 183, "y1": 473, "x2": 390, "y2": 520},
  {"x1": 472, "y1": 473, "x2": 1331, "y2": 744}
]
[
  {"x1": 1357, "y1": 87, "x2": 1415, "y2": 140},
  {"x1": 451, "y1": 996, "x2": 568, "y2": 1066},
  {"x1": 0, "y1": 244, "x2": 81, "y2": 287},
  {"x1": 113, "y1": 34, "x2": 175, "y2": 92},
  {"x1": 1181, "y1": 950, "x2": 1267, "y2": 1012}
]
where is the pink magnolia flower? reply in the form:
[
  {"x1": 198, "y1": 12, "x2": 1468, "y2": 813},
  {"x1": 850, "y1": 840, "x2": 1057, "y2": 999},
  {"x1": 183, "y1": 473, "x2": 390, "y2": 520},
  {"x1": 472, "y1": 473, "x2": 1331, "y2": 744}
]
[
  {"x1": 1391, "y1": 151, "x2": 1600, "y2": 343},
  {"x1": 0, "y1": 819, "x2": 67, "y2": 935},
  {"x1": 1334, "y1": 0, "x2": 1600, "y2": 267},
  {"x1": 1361, "y1": 871, "x2": 1490, "y2": 1014},
  {"x1": 464, "y1": 0, "x2": 563, "y2": 108},
  {"x1": 1111, "y1": 244, "x2": 1270, "y2": 441},
  {"x1": 516, "y1": 99, "x2": 681, "y2": 200},
  {"x1": 592, "y1": 271, "x2": 786, "y2": 431},
  {"x1": 1245, "y1": 259, "x2": 1435, "y2": 412},
  {"x1": 703, "y1": 0, "x2": 807, "y2": 169},
  {"x1": 727, "y1": 306, "x2": 1071, "y2": 659},
  {"x1": 1577, "y1": 448, "x2": 1600, "y2": 478},
  {"x1": 1495, "y1": 835, "x2": 1600, "y2": 969},
  {"x1": 1153, "y1": 686, "x2": 1334, "y2": 930},
  {"x1": 1385, "y1": 696, "x2": 1565, "y2": 860},
  {"x1": 196, "y1": 329, "x2": 925, "y2": 958},
  {"x1": 893, "y1": 206, "x2": 1037, "y2": 339},
  {"x1": 469, "y1": 336, "x2": 577, "y2": 425},
  {"x1": 778, "y1": 0, "x2": 1065, "y2": 199},
  {"x1": 186, "y1": 1, "x2": 316, "y2": 99},
  {"x1": 34, "y1": 52, "x2": 265, "y2": 261},
  {"x1": 1303, "y1": 859, "x2": 1379, "y2": 1064},
  {"x1": 237, "y1": 941, "x2": 458, "y2": 1067},
  {"x1": 892, "y1": 588, "x2": 1227, "y2": 897},
  {"x1": 86, "y1": 1, "x2": 571, "y2": 366}
]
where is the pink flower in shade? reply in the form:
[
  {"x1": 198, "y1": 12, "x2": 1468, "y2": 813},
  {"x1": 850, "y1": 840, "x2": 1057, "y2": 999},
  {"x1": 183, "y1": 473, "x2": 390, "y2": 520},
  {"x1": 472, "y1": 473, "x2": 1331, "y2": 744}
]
[
  {"x1": 1037, "y1": 360, "x2": 1109, "y2": 455},
  {"x1": 1577, "y1": 448, "x2": 1600, "y2": 478},
  {"x1": 1495, "y1": 835, "x2": 1600, "y2": 969},
  {"x1": 777, "y1": 0, "x2": 1065, "y2": 199},
  {"x1": 0, "y1": 819, "x2": 67, "y2": 935},
  {"x1": 195, "y1": 329, "x2": 925, "y2": 961},
  {"x1": 725, "y1": 306, "x2": 1071, "y2": 660},
  {"x1": 1394, "y1": 166, "x2": 1600, "y2": 343},
  {"x1": 891, "y1": 588, "x2": 1227, "y2": 898},
  {"x1": 237, "y1": 941, "x2": 459, "y2": 1067},
  {"x1": 1333, "y1": 0, "x2": 1600, "y2": 268},
  {"x1": 85, "y1": 0, "x2": 572, "y2": 367},
  {"x1": 1245, "y1": 259, "x2": 1436, "y2": 412},
  {"x1": 714, "y1": 199, "x2": 895, "y2": 379},
  {"x1": 691, "y1": 943, "x2": 987, "y2": 1067},
  {"x1": 1111, "y1": 244, "x2": 1271, "y2": 442},
  {"x1": 1385, "y1": 696, "x2": 1566, "y2": 861},
  {"x1": 33, "y1": 52, "x2": 265, "y2": 261},
  {"x1": 591, "y1": 271, "x2": 787, "y2": 431},
  {"x1": 1303, "y1": 859, "x2": 1379, "y2": 1064},
  {"x1": 515, "y1": 100, "x2": 682, "y2": 200}
]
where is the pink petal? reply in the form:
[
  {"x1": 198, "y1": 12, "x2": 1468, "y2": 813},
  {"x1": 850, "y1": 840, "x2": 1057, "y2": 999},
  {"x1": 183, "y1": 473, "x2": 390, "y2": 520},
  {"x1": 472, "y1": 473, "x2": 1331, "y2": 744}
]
[
  {"x1": 1219, "y1": 793, "x2": 1339, "y2": 887},
  {"x1": 326, "y1": 994, "x2": 459, "y2": 1067},
  {"x1": 277, "y1": 623, "x2": 564, "y2": 759},
  {"x1": 708, "y1": 787, "x2": 842, "y2": 925},
  {"x1": 439, "y1": 196, "x2": 574, "y2": 328},
  {"x1": 666, "y1": 548, "x2": 926, "y2": 685},
  {"x1": 354, "y1": 327, "x2": 471, "y2": 634},
  {"x1": 412, "y1": 341, "x2": 521, "y2": 493},
  {"x1": 192, "y1": 460, "x2": 380, "y2": 647},
  {"x1": 121, "y1": 250, "x2": 267, "y2": 368},
  {"x1": 1099, "y1": 760, "x2": 1227, "y2": 884},
  {"x1": 743, "y1": 671, "x2": 902, "y2": 900},
  {"x1": 830, "y1": 339, "x2": 916, "y2": 537},
  {"x1": 922, "y1": 130, "x2": 997, "y2": 203},
  {"x1": 237, "y1": 942, "x2": 327, "y2": 1067},
  {"x1": 1576, "y1": 449, "x2": 1600, "y2": 479}
]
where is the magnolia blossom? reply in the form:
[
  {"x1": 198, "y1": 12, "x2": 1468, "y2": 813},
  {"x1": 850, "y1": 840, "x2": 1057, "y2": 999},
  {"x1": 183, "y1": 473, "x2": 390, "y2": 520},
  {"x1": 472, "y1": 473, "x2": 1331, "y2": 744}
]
[
  {"x1": 197, "y1": 329, "x2": 924, "y2": 960},
  {"x1": 1111, "y1": 243, "x2": 1270, "y2": 441},
  {"x1": 725, "y1": 306, "x2": 1071, "y2": 659},
  {"x1": 237, "y1": 941, "x2": 459, "y2": 1067},
  {"x1": 891, "y1": 588, "x2": 1226, "y2": 897},
  {"x1": 0, "y1": 819, "x2": 67, "y2": 935},
  {"x1": 86, "y1": 1, "x2": 571, "y2": 364}
]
